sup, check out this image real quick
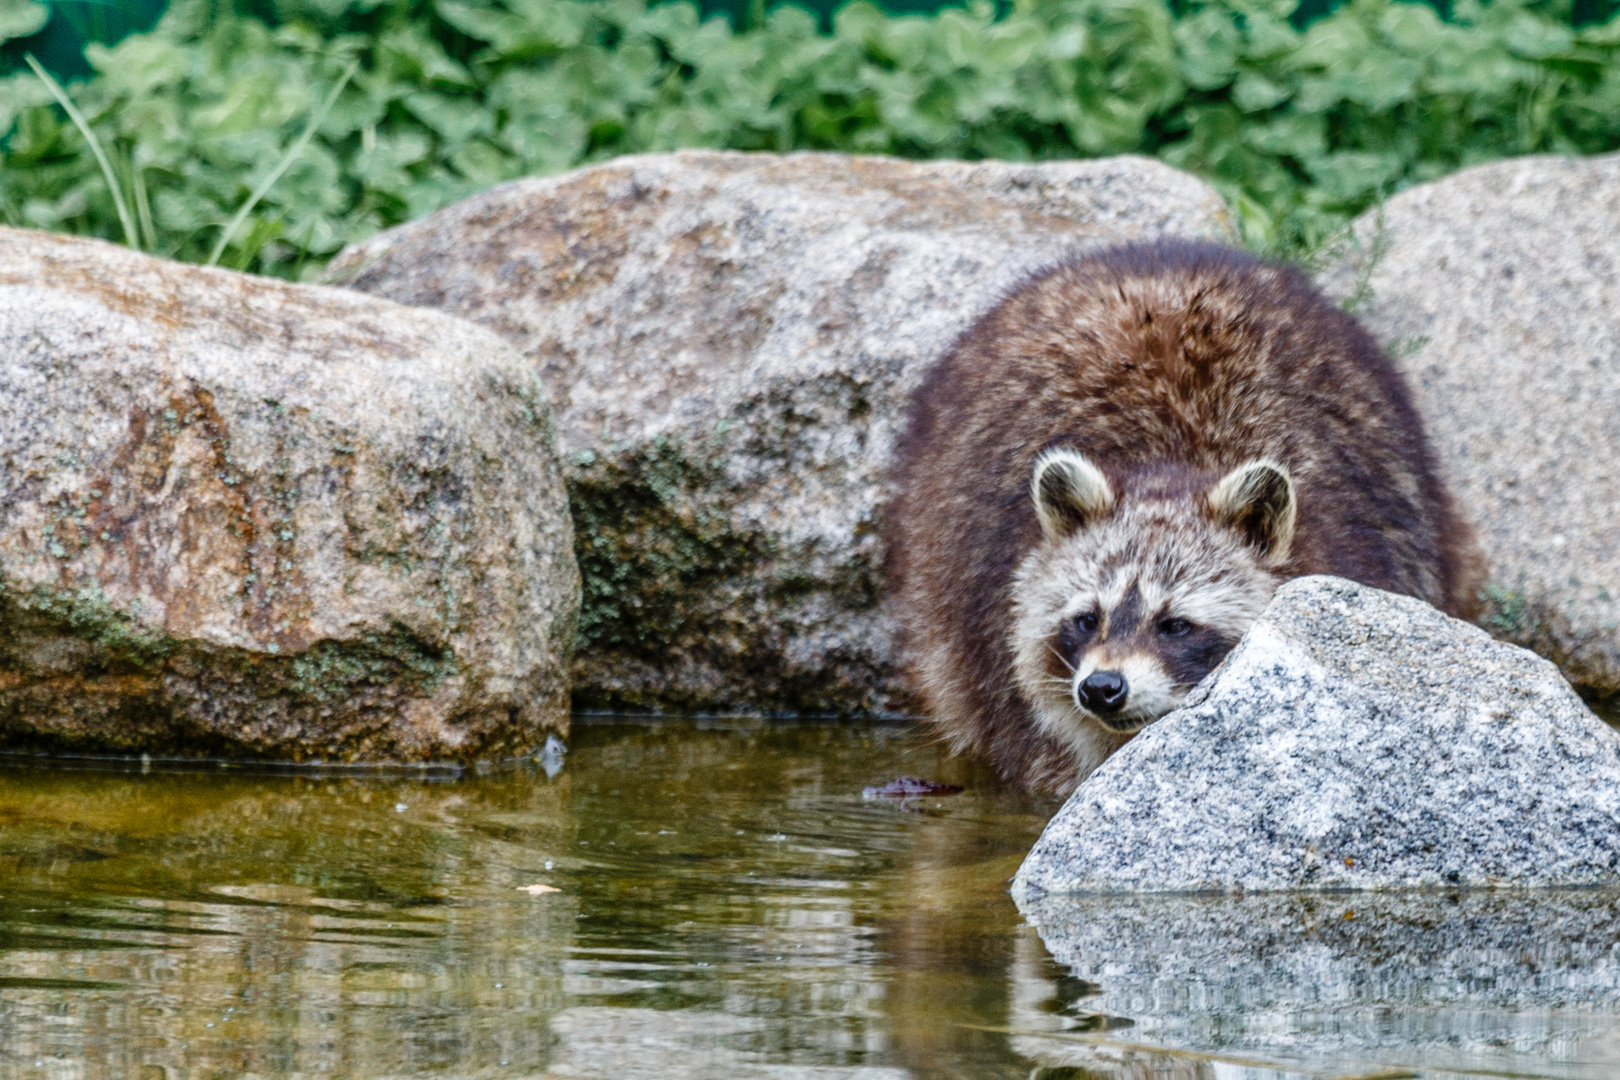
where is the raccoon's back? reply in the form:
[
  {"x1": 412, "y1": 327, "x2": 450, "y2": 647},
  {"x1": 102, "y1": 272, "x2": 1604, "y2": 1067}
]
[{"x1": 887, "y1": 238, "x2": 1481, "y2": 787}]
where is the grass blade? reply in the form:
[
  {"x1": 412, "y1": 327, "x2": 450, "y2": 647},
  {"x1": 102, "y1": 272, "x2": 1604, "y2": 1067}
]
[
  {"x1": 132, "y1": 161, "x2": 156, "y2": 252},
  {"x1": 207, "y1": 58, "x2": 358, "y2": 268},
  {"x1": 25, "y1": 53, "x2": 137, "y2": 249}
]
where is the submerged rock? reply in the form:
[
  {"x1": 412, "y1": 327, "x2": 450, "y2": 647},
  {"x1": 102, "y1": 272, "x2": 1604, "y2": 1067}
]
[
  {"x1": 327, "y1": 150, "x2": 1233, "y2": 715},
  {"x1": 1319, "y1": 153, "x2": 1620, "y2": 703},
  {"x1": 1013, "y1": 576, "x2": 1620, "y2": 895},
  {"x1": 0, "y1": 227, "x2": 578, "y2": 761}
]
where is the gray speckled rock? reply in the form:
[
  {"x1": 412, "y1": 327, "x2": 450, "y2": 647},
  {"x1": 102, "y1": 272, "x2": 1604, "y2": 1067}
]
[
  {"x1": 0, "y1": 227, "x2": 578, "y2": 761},
  {"x1": 1013, "y1": 575, "x2": 1620, "y2": 896},
  {"x1": 326, "y1": 150, "x2": 1233, "y2": 715},
  {"x1": 1318, "y1": 153, "x2": 1620, "y2": 704}
]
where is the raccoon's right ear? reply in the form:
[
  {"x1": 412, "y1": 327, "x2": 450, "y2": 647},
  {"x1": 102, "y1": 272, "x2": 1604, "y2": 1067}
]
[{"x1": 1031, "y1": 449, "x2": 1116, "y2": 542}]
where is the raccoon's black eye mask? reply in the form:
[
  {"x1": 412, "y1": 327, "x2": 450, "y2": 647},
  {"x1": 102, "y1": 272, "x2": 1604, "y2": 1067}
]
[
  {"x1": 1157, "y1": 627, "x2": 1239, "y2": 687},
  {"x1": 1058, "y1": 608, "x2": 1210, "y2": 664}
]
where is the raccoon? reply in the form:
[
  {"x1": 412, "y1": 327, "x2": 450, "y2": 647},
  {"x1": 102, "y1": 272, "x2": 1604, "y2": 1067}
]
[{"x1": 888, "y1": 239, "x2": 1482, "y2": 795}]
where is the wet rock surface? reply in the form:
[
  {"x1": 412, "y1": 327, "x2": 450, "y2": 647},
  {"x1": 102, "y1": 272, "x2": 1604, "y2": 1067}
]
[
  {"x1": 327, "y1": 150, "x2": 1233, "y2": 715},
  {"x1": 1319, "y1": 152, "x2": 1620, "y2": 703},
  {"x1": 0, "y1": 227, "x2": 578, "y2": 761},
  {"x1": 1013, "y1": 575, "x2": 1620, "y2": 895}
]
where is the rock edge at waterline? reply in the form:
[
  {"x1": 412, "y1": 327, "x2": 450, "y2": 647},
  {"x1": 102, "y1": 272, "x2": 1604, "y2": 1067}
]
[
  {"x1": 1013, "y1": 575, "x2": 1620, "y2": 896},
  {"x1": 0, "y1": 227, "x2": 579, "y2": 761}
]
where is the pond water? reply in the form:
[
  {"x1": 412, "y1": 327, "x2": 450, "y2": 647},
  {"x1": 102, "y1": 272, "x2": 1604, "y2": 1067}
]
[{"x1": 1, "y1": 718, "x2": 1619, "y2": 1080}]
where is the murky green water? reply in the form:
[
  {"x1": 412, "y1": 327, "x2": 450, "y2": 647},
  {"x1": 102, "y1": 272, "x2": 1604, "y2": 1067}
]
[{"x1": 2, "y1": 719, "x2": 1620, "y2": 1080}]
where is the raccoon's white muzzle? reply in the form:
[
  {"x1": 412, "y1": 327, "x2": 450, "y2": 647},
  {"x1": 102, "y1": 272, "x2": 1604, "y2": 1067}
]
[{"x1": 1071, "y1": 652, "x2": 1178, "y2": 732}]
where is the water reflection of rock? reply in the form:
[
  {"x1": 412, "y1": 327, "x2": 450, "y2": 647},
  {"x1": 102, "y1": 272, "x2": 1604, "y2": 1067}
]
[
  {"x1": 544, "y1": 1007, "x2": 910, "y2": 1078},
  {"x1": 1013, "y1": 889, "x2": 1620, "y2": 1078},
  {"x1": 0, "y1": 766, "x2": 578, "y2": 1078},
  {"x1": 0, "y1": 725, "x2": 1062, "y2": 1078},
  {"x1": 1002, "y1": 926, "x2": 1237, "y2": 1080},
  {"x1": 868, "y1": 841, "x2": 1046, "y2": 1079},
  {"x1": 548, "y1": 726, "x2": 1045, "y2": 1080}
]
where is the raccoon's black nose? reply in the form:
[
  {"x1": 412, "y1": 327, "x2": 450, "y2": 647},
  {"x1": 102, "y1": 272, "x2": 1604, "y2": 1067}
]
[{"x1": 1078, "y1": 670, "x2": 1129, "y2": 714}]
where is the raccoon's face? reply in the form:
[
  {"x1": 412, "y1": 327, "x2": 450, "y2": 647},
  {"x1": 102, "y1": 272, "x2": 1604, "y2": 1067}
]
[{"x1": 1010, "y1": 450, "x2": 1296, "y2": 764}]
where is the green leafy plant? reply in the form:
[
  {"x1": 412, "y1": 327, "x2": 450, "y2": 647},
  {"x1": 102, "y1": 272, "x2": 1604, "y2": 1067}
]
[
  {"x1": 205, "y1": 56, "x2": 357, "y2": 264},
  {"x1": 3, "y1": 0, "x2": 1618, "y2": 277},
  {"x1": 0, "y1": 0, "x2": 49, "y2": 45}
]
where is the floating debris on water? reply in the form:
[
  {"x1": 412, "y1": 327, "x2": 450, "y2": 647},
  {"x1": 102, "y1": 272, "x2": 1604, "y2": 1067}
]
[{"x1": 862, "y1": 777, "x2": 964, "y2": 799}]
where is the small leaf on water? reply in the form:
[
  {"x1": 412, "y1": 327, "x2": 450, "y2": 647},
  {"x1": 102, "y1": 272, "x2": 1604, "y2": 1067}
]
[{"x1": 862, "y1": 777, "x2": 964, "y2": 799}]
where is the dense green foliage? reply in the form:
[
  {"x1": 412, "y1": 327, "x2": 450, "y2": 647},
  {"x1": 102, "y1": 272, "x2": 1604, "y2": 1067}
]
[{"x1": 3, "y1": 0, "x2": 1618, "y2": 275}]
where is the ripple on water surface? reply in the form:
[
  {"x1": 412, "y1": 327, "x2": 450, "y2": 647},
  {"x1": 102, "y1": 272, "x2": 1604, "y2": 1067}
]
[{"x1": 0, "y1": 719, "x2": 1618, "y2": 1080}]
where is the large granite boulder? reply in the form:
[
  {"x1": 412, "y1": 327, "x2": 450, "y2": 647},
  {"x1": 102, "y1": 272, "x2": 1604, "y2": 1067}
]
[
  {"x1": 0, "y1": 227, "x2": 579, "y2": 761},
  {"x1": 1013, "y1": 576, "x2": 1620, "y2": 896},
  {"x1": 1319, "y1": 153, "x2": 1620, "y2": 706},
  {"x1": 327, "y1": 150, "x2": 1233, "y2": 715}
]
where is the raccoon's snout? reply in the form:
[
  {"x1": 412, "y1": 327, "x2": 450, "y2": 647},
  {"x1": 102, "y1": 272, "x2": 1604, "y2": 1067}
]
[{"x1": 1077, "y1": 670, "x2": 1128, "y2": 714}]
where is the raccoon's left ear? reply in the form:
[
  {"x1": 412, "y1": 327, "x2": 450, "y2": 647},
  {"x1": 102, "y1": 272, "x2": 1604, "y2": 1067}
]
[{"x1": 1207, "y1": 459, "x2": 1296, "y2": 564}]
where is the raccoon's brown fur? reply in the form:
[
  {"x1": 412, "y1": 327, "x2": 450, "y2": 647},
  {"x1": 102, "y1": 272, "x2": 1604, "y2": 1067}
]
[{"x1": 888, "y1": 239, "x2": 1483, "y2": 795}]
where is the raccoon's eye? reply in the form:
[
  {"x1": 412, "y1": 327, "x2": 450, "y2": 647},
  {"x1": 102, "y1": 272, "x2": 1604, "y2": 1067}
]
[
  {"x1": 1056, "y1": 611, "x2": 1099, "y2": 657},
  {"x1": 1157, "y1": 617, "x2": 1194, "y2": 637}
]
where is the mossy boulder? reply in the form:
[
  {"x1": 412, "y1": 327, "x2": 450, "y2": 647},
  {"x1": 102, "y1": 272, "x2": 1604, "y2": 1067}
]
[
  {"x1": 328, "y1": 150, "x2": 1233, "y2": 715},
  {"x1": 0, "y1": 227, "x2": 578, "y2": 760}
]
